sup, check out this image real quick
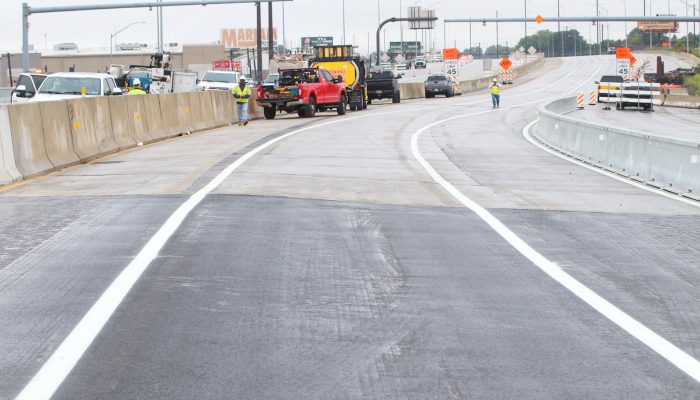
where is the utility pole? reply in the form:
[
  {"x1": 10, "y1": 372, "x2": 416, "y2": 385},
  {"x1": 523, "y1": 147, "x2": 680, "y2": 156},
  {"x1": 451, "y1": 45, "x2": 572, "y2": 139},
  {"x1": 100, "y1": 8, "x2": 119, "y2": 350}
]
[
  {"x1": 256, "y1": 1, "x2": 263, "y2": 81},
  {"x1": 523, "y1": 0, "x2": 527, "y2": 50},
  {"x1": 496, "y1": 10, "x2": 499, "y2": 58},
  {"x1": 558, "y1": 0, "x2": 562, "y2": 57},
  {"x1": 282, "y1": 2, "x2": 286, "y2": 53},
  {"x1": 342, "y1": 0, "x2": 346, "y2": 45},
  {"x1": 596, "y1": 0, "x2": 601, "y2": 54},
  {"x1": 400, "y1": 0, "x2": 403, "y2": 57},
  {"x1": 268, "y1": 1, "x2": 274, "y2": 59}
]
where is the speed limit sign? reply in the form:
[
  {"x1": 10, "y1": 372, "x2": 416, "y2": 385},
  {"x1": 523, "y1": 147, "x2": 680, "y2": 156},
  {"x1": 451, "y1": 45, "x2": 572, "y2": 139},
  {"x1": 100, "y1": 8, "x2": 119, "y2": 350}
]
[
  {"x1": 445, "y1": 60, "x2": 459, "y2": 78},
  {"x1": 616, "y1": 58, "x2": 630, "y2": 77}
]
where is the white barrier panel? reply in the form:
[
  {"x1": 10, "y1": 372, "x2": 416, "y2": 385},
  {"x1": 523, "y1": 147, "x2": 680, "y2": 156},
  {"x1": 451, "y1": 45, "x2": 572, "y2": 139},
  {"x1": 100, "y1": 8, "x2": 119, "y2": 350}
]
[{"x1": 534, "y1": 97, "x2": 700, "y2": 200}]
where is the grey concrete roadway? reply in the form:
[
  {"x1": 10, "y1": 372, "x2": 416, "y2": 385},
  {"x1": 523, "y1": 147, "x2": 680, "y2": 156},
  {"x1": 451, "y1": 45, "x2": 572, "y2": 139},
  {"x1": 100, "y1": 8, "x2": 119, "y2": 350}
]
[{"x1": 1, "y1": 55, "x2": 699, "y2": 400}]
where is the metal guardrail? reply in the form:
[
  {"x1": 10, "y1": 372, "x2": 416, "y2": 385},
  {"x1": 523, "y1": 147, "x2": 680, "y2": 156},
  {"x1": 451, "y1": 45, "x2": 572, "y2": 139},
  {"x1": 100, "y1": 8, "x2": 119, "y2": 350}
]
[{"x1": 533, "y1": 97, "x2": 700, "y2": 200}]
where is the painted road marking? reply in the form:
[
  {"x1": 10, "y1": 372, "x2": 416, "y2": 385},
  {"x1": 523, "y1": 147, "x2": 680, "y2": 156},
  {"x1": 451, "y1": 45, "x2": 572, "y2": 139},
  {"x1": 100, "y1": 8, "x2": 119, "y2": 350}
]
[
  {"x1": 14, "y1": 58, "x2": 604, "y2": 400},
  {"x1": 410, "y1": 79, "x2": 700, "y2": 383}
]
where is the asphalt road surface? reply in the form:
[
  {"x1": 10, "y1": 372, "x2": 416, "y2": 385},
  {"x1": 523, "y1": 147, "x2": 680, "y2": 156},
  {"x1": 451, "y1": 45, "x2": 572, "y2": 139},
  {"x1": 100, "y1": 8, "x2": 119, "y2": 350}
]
[{"x1": 1, "y1": 55, "x2": 699, "y2": 400}]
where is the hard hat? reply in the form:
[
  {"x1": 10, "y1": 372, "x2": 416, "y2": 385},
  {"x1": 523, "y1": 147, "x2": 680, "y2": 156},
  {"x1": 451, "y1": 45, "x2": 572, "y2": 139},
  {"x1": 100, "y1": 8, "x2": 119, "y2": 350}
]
[
  {"x1": 133, "y1": 78, "x2": 141, "y2": 86},
  {"x1": 492, "y1": 78, "x2": 497, "y2": 82}
]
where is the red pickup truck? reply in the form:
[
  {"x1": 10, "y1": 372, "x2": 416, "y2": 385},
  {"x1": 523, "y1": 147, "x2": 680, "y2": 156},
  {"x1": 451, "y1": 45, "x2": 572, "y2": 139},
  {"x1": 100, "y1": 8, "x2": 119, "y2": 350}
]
[{"x1": 256, "y1": 67, "x2": 348, "y2": 119}]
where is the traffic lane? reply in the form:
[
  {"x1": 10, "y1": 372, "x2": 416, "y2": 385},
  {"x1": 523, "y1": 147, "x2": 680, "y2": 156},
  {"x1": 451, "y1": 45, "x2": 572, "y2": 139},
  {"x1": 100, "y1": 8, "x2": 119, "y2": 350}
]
[
  {"x1": 426, "y1": 106, "x2": 700, "y2": 214},
  {"x1": 570, "y1": 104, "x2": 700, "y2": 143},
  {"x1": 52, "y1": 195, "x2": 699, "y2": 400},
  {"x1": 0, "y1": 195, "x2": 185, "y2": 399},
  {"x1": 0, "y1": 117, "x2": 309, "y2": 198},
  {"x1": 492, "y1": 209, "x2": 700, "y2": 360},
  {"x1": 209, "y1": 59, "x2": 575, "y2": 206}
]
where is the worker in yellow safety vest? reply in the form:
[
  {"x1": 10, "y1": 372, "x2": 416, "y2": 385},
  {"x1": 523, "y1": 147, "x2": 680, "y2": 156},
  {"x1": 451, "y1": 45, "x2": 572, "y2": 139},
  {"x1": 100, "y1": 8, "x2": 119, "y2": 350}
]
[
  {"x1": 128, "y1": 78, "x2": 147, "y2": 95},
  {"x1": 232, "y1": 78, "x2": 251, "y2": 126},
  {"x1": 489, "y1": 78, "x2": 502, "y2": 109}
]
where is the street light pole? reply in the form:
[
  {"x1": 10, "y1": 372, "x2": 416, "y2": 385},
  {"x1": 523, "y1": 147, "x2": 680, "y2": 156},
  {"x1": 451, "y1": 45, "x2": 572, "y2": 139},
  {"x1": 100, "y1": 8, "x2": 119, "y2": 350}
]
[
  {"x1": 110, "y1": 21, "x2": 146, "y2": 66},
  {"x1": 342, "y1": 0, "x2": 346, "y2": 44},
  {"x1": 558, "y1": 0, "x2": 562, "y2": 57},
  {"x1": 523, "y1": 0, "x2": 527, "y2": 50}
]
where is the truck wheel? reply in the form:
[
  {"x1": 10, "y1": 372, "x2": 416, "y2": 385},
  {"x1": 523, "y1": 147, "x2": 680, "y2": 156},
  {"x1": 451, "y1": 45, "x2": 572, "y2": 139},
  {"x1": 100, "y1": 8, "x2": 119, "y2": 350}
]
[
  {"x1": 297, "y1": 109, "x2": 305, "y2": 118},
  {"x1": 263, "y1": 107, "x2": 276, "y2": 120},
  {"x1": 446, "y1": 89, "x2": 454, "y2": 98},
  {"x1": 349, "y1": 105, "x2": 357, "y2": 111},
  {"x1": 337, "y1": 95, "x2": 347, "y2": 115},
  {"x1": 392, "y1": 91, "x2": 400, "y2": 103},
  {"x1": 304, "y1": 97, "x2": 316, "y2": 118},
  {"x1": 425, "y1": 92, "x2": 433, "y2": 98},
  {"x1": 361, "y1": 98, "x2": 368, "y2": 110},
  {"x1": 367, "y1": 98, "x2": 372, "y2": 105}
]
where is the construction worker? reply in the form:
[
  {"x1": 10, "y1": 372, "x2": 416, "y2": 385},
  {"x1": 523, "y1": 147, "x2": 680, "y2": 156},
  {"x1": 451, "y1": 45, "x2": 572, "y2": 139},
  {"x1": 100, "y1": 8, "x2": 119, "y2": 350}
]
[
  {"x1": 232, "y1": 77, "x2": 251, "y2": 126},
  {"x1": 128, "y1": 78, "x2": 147, "y2": 95},
  {"x1": 489, "y1": 78, "x2": 502, "y2": 109}
]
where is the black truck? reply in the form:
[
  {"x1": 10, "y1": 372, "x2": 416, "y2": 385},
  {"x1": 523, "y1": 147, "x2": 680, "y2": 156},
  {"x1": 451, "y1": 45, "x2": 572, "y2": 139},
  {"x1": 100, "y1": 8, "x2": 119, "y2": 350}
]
[{"x1": 367, "y1": 70, "x2": 401, "y2": 104}]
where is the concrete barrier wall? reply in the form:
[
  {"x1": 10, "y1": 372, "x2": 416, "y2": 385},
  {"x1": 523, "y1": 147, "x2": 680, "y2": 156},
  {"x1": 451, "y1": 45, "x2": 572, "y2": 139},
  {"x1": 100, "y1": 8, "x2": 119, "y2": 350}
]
[
  {"x1": 534, "y1": 97, "x2": 700, "y2": 200},
  {"x1": 0, "y1": 89, "x2": 238, "y2": 186},
  {"x1": 399, "y1": 82, "x2": 425, "y2": 100},
  {"x1": 39, "y1": 101, "x2": 81, "y2": 169},
  {"x1": 7, "y1": 102, "x2": 54, "y2": 178},
  {"x1": 108, "y1": 96, "x2": 138, "y2": 150},
  {"x1": 660, "y1": 94, "x2": 700, "y2": 109},
  {"x1": 0, "y1": 106, "x2": 22, "y2": 185}
]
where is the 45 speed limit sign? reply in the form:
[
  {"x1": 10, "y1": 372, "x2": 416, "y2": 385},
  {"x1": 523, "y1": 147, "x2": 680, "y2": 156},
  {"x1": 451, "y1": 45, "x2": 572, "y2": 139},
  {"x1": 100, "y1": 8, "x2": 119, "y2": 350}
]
[
  {"x1": 616, "y1": 58, "x2": 630, "y2": 77},
  {"x1": 445, "y1": 60, "x2": 459, "y2": 78}
]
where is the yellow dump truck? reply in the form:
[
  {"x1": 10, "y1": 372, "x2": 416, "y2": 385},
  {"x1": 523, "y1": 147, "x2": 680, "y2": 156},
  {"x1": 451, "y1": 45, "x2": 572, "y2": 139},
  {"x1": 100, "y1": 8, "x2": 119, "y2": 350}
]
[{"x1": 310, "y1": 45, "x2": 368, "y2": 111}]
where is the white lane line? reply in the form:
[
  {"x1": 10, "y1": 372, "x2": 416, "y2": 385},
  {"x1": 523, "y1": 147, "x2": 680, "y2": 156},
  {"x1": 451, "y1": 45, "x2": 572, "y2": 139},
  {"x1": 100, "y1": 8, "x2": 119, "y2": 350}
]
[
  {"x1": 15, "y1": 59, "x2": 600, "y2": 400},
  {"x1": 522, "y1": 118, "x2": 700, "y2": 209},
  {"x1": 410, "y1": 84, "x2": 700, "y2": 383}
]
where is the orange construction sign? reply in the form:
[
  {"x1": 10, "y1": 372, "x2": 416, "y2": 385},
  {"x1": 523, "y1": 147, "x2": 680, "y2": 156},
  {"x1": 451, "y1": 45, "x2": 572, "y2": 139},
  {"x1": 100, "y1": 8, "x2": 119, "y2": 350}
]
[
  {"x1": 629, "y1": 54, "x2": 637, "y2": 66},
  {"x1": 499, "y1": 57, "x2": 513, "y2": 71},
  {"x1": 615, "y1": 48, "x2": 631, "y2": 59},
  {"x1": 535, "y1": 15, "x2": 544, "y2": 24},
  {"x1": 443, "y1": 48, "x2": 459, "y2": 60}
]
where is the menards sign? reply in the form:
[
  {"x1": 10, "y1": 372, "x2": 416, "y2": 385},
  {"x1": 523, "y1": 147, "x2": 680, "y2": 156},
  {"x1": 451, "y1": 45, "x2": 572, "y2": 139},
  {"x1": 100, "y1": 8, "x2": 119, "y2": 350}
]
[{"x1": 221, "y1": 28, "x2": 278, "y2": 48}]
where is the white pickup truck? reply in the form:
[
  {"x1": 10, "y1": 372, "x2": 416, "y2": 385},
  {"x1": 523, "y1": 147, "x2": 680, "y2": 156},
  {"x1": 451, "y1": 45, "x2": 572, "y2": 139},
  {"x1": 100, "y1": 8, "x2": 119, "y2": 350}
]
[
  {"x1": 11, "y1": 73, "x2": 48, "y2": 103},
  {"x1": 16, "y1": 72, "x2": 123, "y2": 102}
]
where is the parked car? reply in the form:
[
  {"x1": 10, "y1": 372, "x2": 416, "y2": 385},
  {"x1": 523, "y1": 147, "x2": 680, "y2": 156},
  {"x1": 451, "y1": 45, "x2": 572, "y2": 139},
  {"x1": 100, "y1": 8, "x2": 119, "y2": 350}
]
[
  {"x1": 256, "y1": 67, "x2": 348, "y2": 119},
  {"x1": 10, "y1": 73, "x2": 47, "y2": 103},
  {"x1": 21, "y1": 72, "x2": 122, "y2": 102},
  {"x1": 367, "y1": 70, "x2": 401, "y2": 104},
  {"x1": 196, "y1": 70, "x2": 241, "y2": 91},
  {"x1": 425, "y1": 74, "x2": 456, "y2": 98}
]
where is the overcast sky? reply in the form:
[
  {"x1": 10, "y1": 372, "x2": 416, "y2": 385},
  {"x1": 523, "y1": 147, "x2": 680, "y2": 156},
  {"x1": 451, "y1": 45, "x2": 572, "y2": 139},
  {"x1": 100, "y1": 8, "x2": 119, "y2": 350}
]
[{"x1": 0, "y1": 0, "x2": 696, "y2": 54}]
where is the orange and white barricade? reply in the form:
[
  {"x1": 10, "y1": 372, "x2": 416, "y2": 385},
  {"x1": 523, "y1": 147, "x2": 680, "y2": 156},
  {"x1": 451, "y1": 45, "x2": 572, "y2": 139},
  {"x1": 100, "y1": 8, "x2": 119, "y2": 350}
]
[
  {"x1": 577, "y1": 92, "x2": 585, "y2": 109},
  {"x1": 588, "y1": 91, "x2": 597, "y2": 105}
]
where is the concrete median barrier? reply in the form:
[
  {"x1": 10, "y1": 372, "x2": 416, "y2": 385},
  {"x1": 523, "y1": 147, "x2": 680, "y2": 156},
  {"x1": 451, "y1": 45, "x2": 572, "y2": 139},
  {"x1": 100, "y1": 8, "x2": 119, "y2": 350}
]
[
  {"x1": 210, "y1": 91, "x2": 235, "y2": 126},
  {"x1": 0, "y1": 105, "x2": 22, "y2": 184},
  {"x1": 183, "y1": 92, "x2": 203, "y2": 132},
  {"x1": 6, "y1": 102, "x2": 54, "y2": 178},
  {"x1": 534, "y1": 97, "x2": 700, "y2": 200},
  {"x1": 123, "y1": 95, "x2": 154, "y2": 144},
  {"x1": 39, "y1": 100, "x2": 81, "y2": 169},
  {"x1": 399, "y1": 82, "x2": 425, "y2": 99},
  {"x1": 191, "y1": 92, "x2": 215, "y2": 131},
  {"x1": 143, "y1": 95, "x2": 167, "y2": 140},
  {"x1": 159, "y1": 93, "x2": 187, "y2": 137},
  {"x1": 108, "y1": 96, "x2": 138, "y2": 150},
  {"x1": 68, "y1": 97, "x2": 118, "y2": 160},
  {"x1": 660, "y1": 94, "x2": 700, "y2": 109}
]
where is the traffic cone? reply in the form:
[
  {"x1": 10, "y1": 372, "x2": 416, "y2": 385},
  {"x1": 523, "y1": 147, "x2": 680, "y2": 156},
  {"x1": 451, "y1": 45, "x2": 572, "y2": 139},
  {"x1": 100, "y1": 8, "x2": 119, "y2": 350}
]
[
  {"x1": 577, "y1": 92, "x2": 585, "y2": 109},
  {"x1": 588, "y1": 91, "x2": 597, "y2": 105}
]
